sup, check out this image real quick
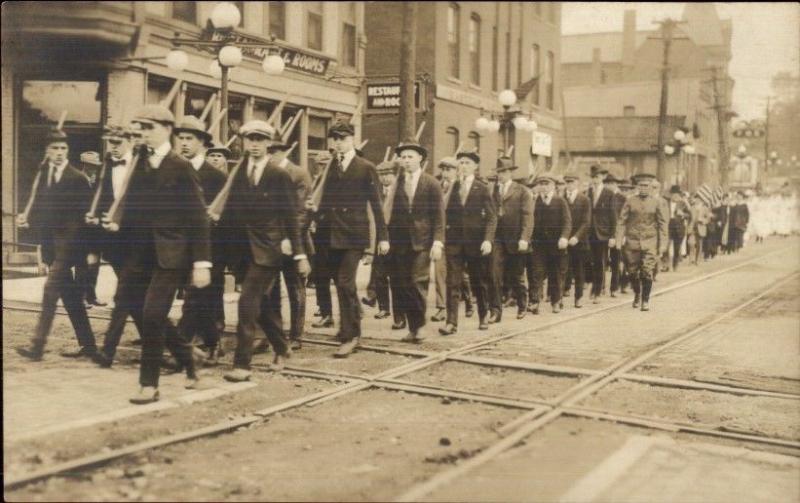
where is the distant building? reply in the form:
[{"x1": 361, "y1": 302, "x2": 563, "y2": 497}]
[
  {"x1": 560, "y1": 4, "x2": 734, "y2": 190},
  {"x1": 363, "y1": 2, "x2": 563, "y2": 179}
]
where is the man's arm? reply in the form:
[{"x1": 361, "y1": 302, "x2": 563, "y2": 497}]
[{"x1": 519, "y1": 186, "x2": 534, "y2": 242}]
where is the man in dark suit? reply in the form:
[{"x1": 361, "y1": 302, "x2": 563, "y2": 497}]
[
  {"x1": 173, "y1": 116, "x2": 228, "y2": 364},
  {"x1": 439, "y1": 149, "x2": 497, "y2": 335},
  {"x1": 664, "y1": 185, "x2": 691, "y2": 270},
  {"x1": 387, "y1": 140, "x2": 444, "y2": 342},
  {"x1": 586, "y1": 165, "x2": 617, "y2": 303},
  {"x1": 309, "y1": 151, "x2": 335, "y2": 327},
  {"x1": 311, "y1": 121, "x2": 388, "y2": 357},
  {"x1": 75, "y1": 151, "x2": 107, "y2": 309},
  {"x1": 731, "y1": 191, "x2": 750, "y2": 252},
  {"x1": 563, "y1": 174, "x2": 591, "y2": 308},
  {"x1": 530, "y1": 174, "x2": 572, "y2": 313},
  {"x1": 488, "y1": 157, "x2": 533, "y2": 321},
  {"x1": 222, "y1": 120, "x2": 309, "y2": 381},
  {"x1": 120, "y1": 105, "x2": 212, "y2": 404},
  {"x1": 606, "y1": 175, "x2": 627, "y2": 297},
  {"x1": 16, "y1": 129, "x2": 98, "y2": 361},
  {"x1": 264, "y1": 137, "x2": 314, "y2": 351}
]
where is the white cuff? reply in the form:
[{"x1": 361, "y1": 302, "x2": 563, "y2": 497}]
[
  {"x1": 293, "y1": 254, "x2": 308, "y2": 261},
  {"x1": 432, "y1": 240, "x2": 444, "y2": 249},
  {"x1": 194, "y1": 261, "x2": 212, "y2": 269}
]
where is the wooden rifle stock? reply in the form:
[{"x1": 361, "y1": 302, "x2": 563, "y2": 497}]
[
  {"x1": 207, "y1": 154, "x2": 246, "y2": 221},
  {"x1": 86, "y1": 153, "x2": 111, "y2": 222},
  {"x1": 104, "y1": 146, "x2": 144, "y2": 231},
  {"x1": 19, "y1": 160, "x2": 46, "y2": 224}
]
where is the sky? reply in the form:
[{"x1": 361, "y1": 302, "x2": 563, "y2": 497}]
[{"x1": 561, "y1": 2, "x2": 800, "y2": 120}]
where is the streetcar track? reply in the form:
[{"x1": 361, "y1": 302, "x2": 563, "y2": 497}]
[{"x1": 3, "y1": 245, "x2": 797, "y2": 492}]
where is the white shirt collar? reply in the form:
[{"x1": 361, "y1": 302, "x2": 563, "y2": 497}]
[
  {"x1": 541, "y1": 191, "x2": 554, "y2": 205},
  {"x1": 148, "y1": 142, "x2": 172, "y2": 168},
  {"x1": 247, "y1": 155, "x2": 271, "y2": 185},
  {"x1": 338, "y1": 149, "x2": 356, "y2": 172},
  {"x1": 189, "y1": 154, "x2": 205, "y2": 171},
  {"x1": 463, "y1": 174, "x2": 475, "y2": 186},
  {"x1": 566, "y1": 190, "x2": 576, "y2": 203}
]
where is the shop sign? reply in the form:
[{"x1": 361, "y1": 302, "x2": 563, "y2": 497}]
[
  {"x1": 531, "y1": 131, "x2": 552, "y2": 157},
  {"x1": 366, "y1": 82, "x2": 420, "y2": 110},
  {"x1": 205, "y1": 31, "x2": 330, "y2": 76}
]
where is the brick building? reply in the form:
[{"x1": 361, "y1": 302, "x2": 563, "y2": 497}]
[
  {"x1": 362, "y1": 1, "x2": 563, "y2": 179},
  {"x1": 560, "y1": 4, "x2": 734, "y2": 189},
  {"x1": 2, "y1": 1, "x2": 366, "y2": 263}
]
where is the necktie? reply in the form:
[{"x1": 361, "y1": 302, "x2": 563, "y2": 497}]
[
  {"x1": 110, "y1": 159, "x2": 126, "y2": 167},
  {"x1": 460, "y1": 179, "x2": 468, "y2": 205},
  {"x1": 405, "y1": 175, "x2": 414, "y2": 207},
  {"x1": 249, "y1": 163, "x2": 258, "y2": 187},
  {"x1": 337, "y1": 153, "x2": 345, "y2": 173},
  {"x1": 48, "y1": 165, "x2": 56, "y2": 187}
]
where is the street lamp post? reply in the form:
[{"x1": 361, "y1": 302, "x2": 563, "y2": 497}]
[
  {"x1": 664, "y1": 128, "x2": 693, "y2": 188},
  {"x1": 162, "y1": 2, "x2": 285, "y2": 142},
  {"x1": 474, "y1": 89, "x2": 538, "y2": 161}
]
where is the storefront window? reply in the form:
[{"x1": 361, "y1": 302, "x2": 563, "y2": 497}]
[
  {"x1": 183, "y1": 85, "x2": 216, "y2": 128},
  {"x1": 226, "y1": 94, "x2": 246, "y2": 157},
  {"x1": 147, "y1": 76, "x2": 174, "y2": 107},
  {"x1": 308, "y1": 115, "x2": 328, "y2": 152},
  {"x1": 17, "y1": 79, "x2": 103, "y2": 242},
  {"x1": 253, "y1": 99, "x2": 276, "y2": 122}
]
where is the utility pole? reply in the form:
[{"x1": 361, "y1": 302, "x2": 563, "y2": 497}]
[
  {"x1": 398, "y1": 3, "x2": 417, "y2": 142},
  {"x1": 707, "y1": 66, "x2": 731, "y2": 187},
  {"x1": 763, "y1": 96, "x2": 771, "y2": 182},
  {"x1": 651, "y1": 19, "x2": 686, "y2": 183}
]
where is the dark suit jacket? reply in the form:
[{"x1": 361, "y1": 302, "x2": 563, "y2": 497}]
[
  {"x1": 494, "y1": 181, "x2": 534, "y2": 253},
  {"x1": 28, "y1": 163, "x2": 92, "y2": 265},
  {"x1": 587, "y1": 185, "x2": 617, "y2": 241},
  {"x1": 732, "y1": 203, "x2": 750, "y2": 231},
  {"x1": 317, "y1": 154, "x2": 388, "y2": 250},
  {"x1": 124, "y1": 150, "x2": 211, "y2": 270},
  {"x1": 531, "y1": 194, "x2": 572, "y2": 245},
  {"x1": 195, "y1": 160, "x2": 228, "y2": 263},
  {"x1": 281, "y1": 159, "x2": 314, "y2": 257},
  {"x1": 389, "y1": 171, "x2": 445, "y2": 251},
  {"x1": 612, "y1": 192, "x2": 627, "y2": 218},
  {"x1": 445, "y1": 178, "x2": 497, "y2": 257},
  {"x1": 566, "y1": 192, "x2": 591, "y2": 248},
  {"x1": 226, "y1": 155, "x2": 302, "y2": 268},
  {"x1": 665, "y1": 197, "x2": 691, "y2": 238}
]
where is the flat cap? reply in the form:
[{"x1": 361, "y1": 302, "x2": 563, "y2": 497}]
[
  {"x1": 132, "y1": 104, "x2": 175, "y2": 126},
  {"x1": 604, "y1": 174, "x2": 623, "y2": 184},
  {"x1": 376, "y1": 160, "x2": 399, "y2": 175},
  {"x1": 495, "y1": 156, "x2": 517, "y2": 173},
  {"x1": 80, "y1": 151, "x2": 102, "y2": 166},
  {"x1": 590, "y1": 165, "x2": 608, "y2": 177},
  {"x1": 395, "y1": 139, "x2": 427, "y2": 159},
  {"x1": 534, "y1": 173, "x2": 557, "y2": 185},
  {"x1": 669, "y1": 184, "x2": 682, "y2": 194},
  {"x1": 456, "y1": 148, "x2": 480, "y2": 164},
  {"x1": 206, "y1": 142, "x2": 232, "y2": 157},
  {"x1": 438, "y1": 156, "x2": 459, "y2": 170},
  {"x1": 632, "y1": 173, "x2": 657, "y2": 183},
  {"x1": 174, "y1": 116, "x2": 212, "y2": 144},
  {"x1": 102, "y1": 125, "x2": 131, "y2": 140},
  {"x1": 563, "y1": 174, "x2": 580, "y2": 182},
  {"x1": 239, "y1": 120, "x2": 277, "y2": 140},
  {"x1": 328, "y1": 121, "x2": 355, "y2": 138}
]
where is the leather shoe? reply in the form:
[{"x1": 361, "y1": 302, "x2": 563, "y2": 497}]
[
  {"x1": 640, "y1": 301, "x2": 650, "y2": 312},
  {"x1": 374, "y1": 310, "x2": 391, "y2": 319},
  {"x1": 361, "y1": 296, "x2": 377, "y2": 308},
  {"x1": 516, "y1": 310, "x2": 526, "y2": 320},
  {"x1": 438, "y1": 324, "x2": 457, "y2": 336},
  {"x1": 60, "y1": 346, "x2": 98, "y2": 359},
  {"x1": 610, "y1": 291, "x2": 617, "y2": 298},
  {"x1": 400, "y1": 330, "x2": 425, "y2": 344},
  {"x1": 334, "y1": 338, "x2": 359, "y2": 358},
  {"x1": 84, "y1": 301, "x2": 94, "y2": 310},
  {"x1": 621, "y1": 287, "x2": 628, "y2": 294},
  {"x1": 185, "y1": 376, "x2": 212, "y2": 390},
  {"x1": 430, "y1": 308, "x2": 446, "y2": 322},
  {"x1": 391, "y1": 319, "x2": 407, "y2": 330},
  {"x1": 16, "y1": 346, "x2": 43, "y2": 361},
  {"x1": 478, "y1": 319, "x2": 489, "y2": 330},
  {"x1": 574, "y1": 298, "x2": 583, "y2": 309},
  {"x1": 632, "y1": 295, "x2": 641, "y2": 309},
  {"x1": 224, "y1": 368, "x2": 252, "y2": 382},
  {"x1": 313, "y1": 308, "x2": 322, "y2": 317},
  {"x1": 88, "y1": 299, "x2": 108, "y2": 307},
  {"x1": 252, "y1": 338, "x2": 270, "y2": 355},
  {"x1": 92, "y1": 351, "x2": 113, "y2": 368},
  {"x1": 130, "y1": 386, "x2": 159, "y2": 404},
  {"x1": 464, "y1": 306, "x2": 474, "y2": 318},
  {"x1": 552, "y1": 303, "x2": 561, "y2": 314},
  {"x1": 269, "y1": 353, "x2": 288, "y2": 371},
  {"x1": 528, "y1": 303, "x2": 539, "y2": 315},
  {"x1": 312, "y1": 316, "x2": 334, "y2": 328},
  {"x1": 592, "y1": 295, "x2": 600, "y2": 304},
  {"x1": 559, "y1": 300, "x2": 564, "y2": 310},
  {"x1": 487, "y1": 312, "x2": 501, "y2": 324},
  {"x1": 290, "y1": 338, "x2": 302, "y2": 350}
]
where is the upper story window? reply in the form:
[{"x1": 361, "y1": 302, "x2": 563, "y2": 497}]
[
  {"x1": 306, "y1": 1, "x2": 323, "y2": 51},
  {"x1": 491, "y1": 25, "x2": 498, "y2": 91},
  {"x1": 447, "y1": 3, "x2": 460, "y2": 79},
  {"x1": 446, "y1": 127, "x2": 460, "y2": 154},
  {"x1": 546, "y1": 50, "x2": 555, "y2": 110},
  {"x1": 623, "y1": 105, "x2": 636, "y2": 117},
  {"x1": 468, "y1": 14, "x2": 480, "y2": 86},
  {"x1": 268, "y1": 1, "x2": 286, "y2": 40},
  {"x1": 468, "y1": 131, "x2": 480, "y2": 151},
  {"x1": 341, "y1": 2, "x2": 357, "y2": 68},
  {"x1": 171, "y1": 1, "x2": 196, "y2": 24}
]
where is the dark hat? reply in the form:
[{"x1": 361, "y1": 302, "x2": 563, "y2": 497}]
[
  {"x1": 456, "y1": 148, "x2": 480, "y2": 164},
  {"x1": 438, "y1": 156, "x2": 459, "y2": 170},
  {"x1": 563, "y1": 174, "x2": 580, "y2": 182},
  {"x1": 495, "y1": 156, "x2": 517, "y2": 173},
  {"x1": 669, "y1": 184, "x2": 682, "y2": 194},
  {"x1": 239, "y1": 120, "x2": 277, "y2": 140},
  {"x1": 590, "y1": 165, "x2": 608, "y2": 177},
  {"x1": 632, "y1": 173, "x2": 657, "y2": 183},
  {"x1": 174, "y1": 116, "x2": 212, "y2": 144},
  {"x1": 555, "y1": 175, "x2": 566, "y2": 185},
  {"x1": 604, "y1": 174, "x2": 622, "y2": 184},
  {"x1": 534, "y1": 173, "x2": 557, "y2": 185},
  {"x1": 206, "y1": 142, "x2": 232, "y2": 158},
  {"x1": 487, "y1": 175, "x2": 498, "y2": 183},
  {"x1": 44, "y1": 128, "x2": 68, "y2": 145},
  {"x1": 132, "y1": 104, "x2": 175, "y2": 126},
  {"x1": 328, "y1": 121, "x2": 355, "y2": 138},
  {"x1": 395, "y1": 139, "x2": 427, "y2": 160},
  {"x1": 102, "y1": 125, "x2": 131, "y2": 140},
  {"x1": 376, "y1": 160, "x2": 399, "y2": 175},
  {"x1": 619, "y1": 179, "x2": 634, "y2": 190},
  {"x1": 79, "y1": 151, "x2": 102, "y2": 166}
]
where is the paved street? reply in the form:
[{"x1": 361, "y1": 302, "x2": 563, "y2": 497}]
[{"x1": 3, "y1": 236, "x2": 799, "y2": 502}]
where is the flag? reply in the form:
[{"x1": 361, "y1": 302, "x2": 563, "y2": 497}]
[
  {"x1": 696, "y1": 184, "x2": 713, "y2": 208},
  {"x1": 712, "y1": 185, "x2": 724, "y2": 208},
  {"x1": 513, "y1": 75, "x2": 541, "y2": 102}
]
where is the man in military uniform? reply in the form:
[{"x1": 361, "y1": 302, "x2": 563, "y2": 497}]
[
  {"x1": 488, "y1": 157, "x2": 533, "y2": 321},
  {"x1": 563, "y1": 174, "x2": 591, "y2": 308},
  {"x1": 16, "y1": 129, "x2": 98, "y2": 361},
  {"x1": 439, "y1": 149, "x2": 496, "y2": 335},
  {"x1": 616, "y1": 173, "x2": 668, "y2": 311},
  {"x1": 173, "y1": 116, "x2": 227, "y2": 364}
]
